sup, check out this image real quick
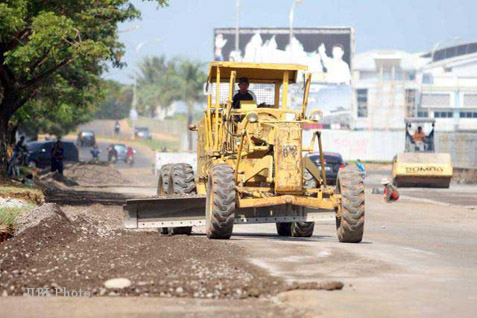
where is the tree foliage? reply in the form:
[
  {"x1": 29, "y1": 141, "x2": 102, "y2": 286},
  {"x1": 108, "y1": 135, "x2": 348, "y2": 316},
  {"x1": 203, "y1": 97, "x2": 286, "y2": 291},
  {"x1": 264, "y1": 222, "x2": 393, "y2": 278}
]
[
  {"x1": 0, "y1": 0, "x2": 168, "y2": 172},
  {"x1": 134, "y1": 56, "x2": 206, "y2": 149},
  {"x1": 94, "y1": 80, "x2": 133, "y2": 120}
]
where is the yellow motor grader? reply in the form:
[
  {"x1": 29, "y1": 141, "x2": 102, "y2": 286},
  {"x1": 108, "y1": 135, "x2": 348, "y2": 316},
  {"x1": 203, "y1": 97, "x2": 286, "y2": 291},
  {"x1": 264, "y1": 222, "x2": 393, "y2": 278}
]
[{"x1": 124, "y1": 62, "x2": 365, "y2": 242}]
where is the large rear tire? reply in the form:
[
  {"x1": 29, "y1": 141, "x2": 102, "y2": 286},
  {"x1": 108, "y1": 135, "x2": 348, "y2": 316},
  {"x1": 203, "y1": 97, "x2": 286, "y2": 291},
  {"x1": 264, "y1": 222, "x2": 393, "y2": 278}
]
[
  {"x1": 276, "y1": 223, "x2": 291, "y2": 236},
  {"x1": 206, "y1": 164, "x2": 236, "y2": 239},
  {"x1": 168, "y1": 163, "x2": 196, "y2": 235},
  {"x1": 335, "y1": 166, "x2": 365, "y2": 243}
]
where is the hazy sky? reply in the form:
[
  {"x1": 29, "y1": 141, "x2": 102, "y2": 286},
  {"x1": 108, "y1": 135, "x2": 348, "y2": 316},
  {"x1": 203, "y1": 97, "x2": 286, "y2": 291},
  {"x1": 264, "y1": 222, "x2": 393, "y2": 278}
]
[{"x1": 105, "y1": 0, "x2": 477, "y2": 83}]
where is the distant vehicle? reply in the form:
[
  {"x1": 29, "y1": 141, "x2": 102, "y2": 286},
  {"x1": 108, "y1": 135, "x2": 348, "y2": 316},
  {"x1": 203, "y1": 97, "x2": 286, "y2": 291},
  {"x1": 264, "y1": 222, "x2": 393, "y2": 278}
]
[
  {"x1": 392, "y1": 118, "x2": 453, "y2": 188},
  {"x1": 76, "y1": 130, "x2": 96, "y2": 147},
  {"x1": 26, "y1": 141, "x2": 79, "y2": 169},
  {"x1": 107, "y1": 143, "x2": 130, "y2": 162},
  {"x1": 306, "y1": 152, "x2": 345, "y2": 185},
  {"x1": 134, "y1": 127, "x2": 152, "y2": 140}
]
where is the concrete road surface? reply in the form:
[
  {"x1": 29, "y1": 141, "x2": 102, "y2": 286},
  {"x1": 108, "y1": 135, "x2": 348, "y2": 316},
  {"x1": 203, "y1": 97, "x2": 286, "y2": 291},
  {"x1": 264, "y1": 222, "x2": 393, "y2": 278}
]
[
  {"x1": 227, "y1": 192, "x2": 477, "y2": 317},
  {"x1": 3, "y1": 152, "x2": 477, "y2": 317},
  {"x1": 75, "y1": 140, "x2": 152, "y2": 169}
]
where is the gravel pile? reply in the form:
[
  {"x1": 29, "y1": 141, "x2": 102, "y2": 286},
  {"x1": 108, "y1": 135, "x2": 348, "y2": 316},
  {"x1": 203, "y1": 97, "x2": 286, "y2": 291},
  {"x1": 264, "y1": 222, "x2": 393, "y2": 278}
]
[
  {"x1": 0, "y1": 204, "x2": 284, "y2": 298},
  {"x1": 0, "y1": 198, "x2": 29, "y2": 210},
  {"x1": 64, "y1": 163, "x2": 129, "y2": 186}
]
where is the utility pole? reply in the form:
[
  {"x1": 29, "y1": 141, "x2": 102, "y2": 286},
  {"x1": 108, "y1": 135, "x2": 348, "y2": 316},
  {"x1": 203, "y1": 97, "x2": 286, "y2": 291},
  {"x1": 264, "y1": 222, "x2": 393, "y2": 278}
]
[
  {"x1": 235, "y1": 0, "x2": 240, "y2": 54},
  {"x1": 289, "y1": 0, "x2": 303, "y2": 56}
]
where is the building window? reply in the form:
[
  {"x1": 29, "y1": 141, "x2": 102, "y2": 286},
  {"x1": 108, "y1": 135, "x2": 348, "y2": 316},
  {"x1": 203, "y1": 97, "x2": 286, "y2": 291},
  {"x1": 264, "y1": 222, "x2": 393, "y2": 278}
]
[
  {"x1": 463, "y1": 94, "x2": 477, "y2": 107},
  {"x1": 405, "y1": 89, "x2": 417, "y2": 117},
  {"x1": 382, "y1": 67, "x2": 392, "y2": 81},
  {"x1": 417, "y1": 111, "x2": 429, "y2": 118},
  {"x1": 406, "y1": 72, "x2": 416, "y2": 81},
  {"x1": 359, "y1": 71, "x2": 377, "y2": 80},
  {"x1": 421, "y1": 93, "x2": 451, "y2": 107},
  {"x1": 460, "y1": 111, "x2": 477, "y2": 118},
  {"x1": 434, "y1": 111, "x2": 453, "y2": 118},
  {"x1": 422, "y1": 73, "x2": 433, "y2": 84},
  {"x1": 356, "y1": 89, "x2": 368, "y2": 118}
]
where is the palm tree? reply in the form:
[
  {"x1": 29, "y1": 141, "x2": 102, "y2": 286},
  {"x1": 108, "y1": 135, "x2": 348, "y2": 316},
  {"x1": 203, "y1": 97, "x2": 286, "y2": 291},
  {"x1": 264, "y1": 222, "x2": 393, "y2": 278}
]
[
  {"x1": 176, "y1": 60, "x2": 206, "y2": 151},
  {"x1": 136, "y1": 56, "x2": 180, "y2": 117}
]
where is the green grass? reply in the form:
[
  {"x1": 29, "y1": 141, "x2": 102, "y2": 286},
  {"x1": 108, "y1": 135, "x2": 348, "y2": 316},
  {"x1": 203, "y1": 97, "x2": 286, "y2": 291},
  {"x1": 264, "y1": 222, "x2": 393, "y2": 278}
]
[
  {"x1": 135, "y1": 138, "x2": 180, "y2": 152},
  {"x1": 0, "y1": 185, "x2": 43, "y2": 197},
  {"x1": 0, "y1": 204, "x2": 36, "y2": 228}
]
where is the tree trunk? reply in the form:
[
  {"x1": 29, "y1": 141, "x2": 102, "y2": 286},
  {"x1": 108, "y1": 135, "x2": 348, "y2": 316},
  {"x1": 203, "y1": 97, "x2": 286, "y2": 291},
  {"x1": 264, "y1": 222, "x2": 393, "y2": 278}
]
[
  {"x1": 186, "y1": 101, "x2": 193, "y2": 151},
  {"x1": 0, "y1": 114, "x2": 9, "y2": 178},
  {"x1": 0, "y1": 89, "x2": 17, "y2": 178}
]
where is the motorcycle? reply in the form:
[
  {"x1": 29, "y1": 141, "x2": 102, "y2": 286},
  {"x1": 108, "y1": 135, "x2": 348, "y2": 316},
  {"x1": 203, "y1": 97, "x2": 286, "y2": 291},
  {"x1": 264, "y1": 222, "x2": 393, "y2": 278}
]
[{"x1": 125, "y1": 148, "x2": 135, "y2": 167}]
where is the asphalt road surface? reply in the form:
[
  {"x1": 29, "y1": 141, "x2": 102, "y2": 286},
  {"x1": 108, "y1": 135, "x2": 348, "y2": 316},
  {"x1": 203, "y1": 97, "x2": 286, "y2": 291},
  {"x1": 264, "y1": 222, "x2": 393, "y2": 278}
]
[{"x1": 75, "y1": 140, "x2": 152, "y2": 170}]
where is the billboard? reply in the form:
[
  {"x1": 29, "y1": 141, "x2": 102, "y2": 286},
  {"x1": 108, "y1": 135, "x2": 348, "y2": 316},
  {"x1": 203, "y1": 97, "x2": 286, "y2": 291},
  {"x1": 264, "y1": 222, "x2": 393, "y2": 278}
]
[{"x1": 213, "y1": 27, "x2": 355, "y2": 129}]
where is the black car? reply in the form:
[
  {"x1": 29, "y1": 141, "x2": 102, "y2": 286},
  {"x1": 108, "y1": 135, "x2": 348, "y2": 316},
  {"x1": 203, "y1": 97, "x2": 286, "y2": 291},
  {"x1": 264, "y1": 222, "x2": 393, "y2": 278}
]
[
  {"x1": 26, "y1": 141, "x2": 79, "y2": 169},
  {"x1": 307, "y1": 152, "x2": 345, "y2": 185},
  {"x1": 134, "y1": 127, "x2": 152, "y2": 140},
  {"x1": 76, "y1": 130, "x2": 96, "y2": 147}
]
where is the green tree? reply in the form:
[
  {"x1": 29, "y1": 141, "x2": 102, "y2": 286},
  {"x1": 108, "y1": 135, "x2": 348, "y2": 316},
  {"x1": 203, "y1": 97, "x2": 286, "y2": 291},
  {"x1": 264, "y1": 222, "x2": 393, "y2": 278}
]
[
  {"x1": 176, "y1": 60, "x2": 206, "y2": 150},
  {"x1": 0, "y1": 0, "x2": 167, "y2": 174},
  {"x1": 95, "y1": 80, "x2": 133, "y2": 120},
  {"x1": 135, "y1": 56, "x2": 181, "y2": 117}
]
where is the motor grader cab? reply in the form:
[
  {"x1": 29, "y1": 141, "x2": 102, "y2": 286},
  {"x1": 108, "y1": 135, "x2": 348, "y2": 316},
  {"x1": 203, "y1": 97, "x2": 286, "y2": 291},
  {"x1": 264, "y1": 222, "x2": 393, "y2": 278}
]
[
  {"x1": 124, "y1": 62, "x2": 365, "y2": 243},
  {"x1": 392, "y1": 118, "x2": 453, "y2": 188}
]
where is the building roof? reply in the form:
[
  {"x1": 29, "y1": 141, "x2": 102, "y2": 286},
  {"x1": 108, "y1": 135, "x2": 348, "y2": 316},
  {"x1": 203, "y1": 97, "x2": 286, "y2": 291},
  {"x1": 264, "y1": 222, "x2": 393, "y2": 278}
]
[
  {"x1": 208, "y1": 62, "x2": 307, "y2": 83},
  {"x1": 355, "y1": 50, "x2": 429, "y2": 72}
]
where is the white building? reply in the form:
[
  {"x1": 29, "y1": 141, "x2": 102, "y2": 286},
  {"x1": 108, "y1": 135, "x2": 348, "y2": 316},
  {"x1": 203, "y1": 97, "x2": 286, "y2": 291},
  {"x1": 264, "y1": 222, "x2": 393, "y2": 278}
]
[{"x1": 353, "y1": 43, "x2": 477, "y2": 131}]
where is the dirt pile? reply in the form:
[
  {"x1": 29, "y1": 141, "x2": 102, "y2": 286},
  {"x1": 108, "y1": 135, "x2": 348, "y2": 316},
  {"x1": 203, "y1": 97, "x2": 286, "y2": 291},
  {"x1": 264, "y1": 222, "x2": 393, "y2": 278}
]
[
  {"x1": 39, "y1": 163, "x2": 128, "y2": 188},
  {"x1": 453, "y1": 168, "x2": 477, "y2": 184},
  {"x1": 64, "y1": 163, "x2": 129, "y2": 186},
  {"x1": 0, "y1": 203, "x2": 287, "y2": 298},
  {"x1": 14, "y1": 203, "x2": 70, "y2": 235}
]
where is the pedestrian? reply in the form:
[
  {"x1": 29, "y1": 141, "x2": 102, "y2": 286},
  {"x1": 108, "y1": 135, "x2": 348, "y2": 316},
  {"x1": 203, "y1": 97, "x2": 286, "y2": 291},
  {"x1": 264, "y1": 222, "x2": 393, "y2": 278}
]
[
  {"x1": 381, "y1": 178, "x2": 399, "y2": 203},
  {"x1": 7, "y1": 136, "x2": 26, "y2": 176},
  {"x1": 51, "y1": 140, "x2": 64, "y2": 175},
  {"x1": 356, "y1": 159, "x2": 366, "y2": 179},
  {"x1": 114, "y1": 120, "x2": 120, "y2": 136}
]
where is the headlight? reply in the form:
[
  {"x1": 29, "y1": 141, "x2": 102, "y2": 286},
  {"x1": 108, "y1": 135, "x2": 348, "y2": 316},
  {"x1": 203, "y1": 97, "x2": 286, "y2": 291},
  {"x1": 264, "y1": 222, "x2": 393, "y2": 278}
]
[{"x1": 246, "y1": 112, "x2": 258, "y2": 123}]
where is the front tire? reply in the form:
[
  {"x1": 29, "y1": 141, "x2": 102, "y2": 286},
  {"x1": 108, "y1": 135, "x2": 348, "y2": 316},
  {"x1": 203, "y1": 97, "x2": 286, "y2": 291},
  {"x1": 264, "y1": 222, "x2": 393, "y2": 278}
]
[
  {"x1": 206, "y1": 164, "x2": 236, "y2": 239},
  {"x1": 168, "y1": 163, "x2": 196, "y2": 235},
  {"x1": 157, "y1": 164, "x2": 173, "y2": 195},
  {"x1": 335, "y1": 166, "x2": 365, "y2": 243},
  {"x1": 157, "y1": 164, "x2": 173, "y2": 235}
]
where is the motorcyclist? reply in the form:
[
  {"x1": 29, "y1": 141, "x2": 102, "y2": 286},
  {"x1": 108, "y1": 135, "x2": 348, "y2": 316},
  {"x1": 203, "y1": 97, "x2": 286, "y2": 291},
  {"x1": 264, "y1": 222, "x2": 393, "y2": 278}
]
[
  {"x1": 126, "y1": 146, "x2": 135, "y2": 166},
  {"x1": 107, "y1": 144, "x2": 118, "y2": 163}
]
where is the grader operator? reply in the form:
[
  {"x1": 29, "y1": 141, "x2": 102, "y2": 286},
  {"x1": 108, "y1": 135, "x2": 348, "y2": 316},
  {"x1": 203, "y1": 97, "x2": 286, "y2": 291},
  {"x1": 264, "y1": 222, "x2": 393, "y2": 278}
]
[{"x1": 124, "y1": 62, "x2": 365, "y2": 243}]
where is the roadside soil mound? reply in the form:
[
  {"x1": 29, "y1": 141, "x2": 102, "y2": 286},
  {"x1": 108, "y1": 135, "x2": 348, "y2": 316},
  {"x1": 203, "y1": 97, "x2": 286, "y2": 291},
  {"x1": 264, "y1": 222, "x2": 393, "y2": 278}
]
[
  {"x1": 39, "y1": 163, "x2": 128, "y2": 188},
  {"x1": 63, "y1": 162, "x2": 129, "y2": 186},
  {"x1": 0, "y1": 203, "x2": 286, "y2": 299},
  {"x1": 453, "y1": 168, "x2": 477, "y2": 184},
  {"x1": 14, "y1": 203, "x2": 70, "y2": 235}
]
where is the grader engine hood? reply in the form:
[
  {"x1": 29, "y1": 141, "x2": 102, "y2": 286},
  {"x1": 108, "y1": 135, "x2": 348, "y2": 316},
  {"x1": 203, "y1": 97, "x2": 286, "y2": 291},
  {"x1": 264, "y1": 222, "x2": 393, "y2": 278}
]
[{"x1": 273, "y1": 123, "x2": 303, "y2": 193}]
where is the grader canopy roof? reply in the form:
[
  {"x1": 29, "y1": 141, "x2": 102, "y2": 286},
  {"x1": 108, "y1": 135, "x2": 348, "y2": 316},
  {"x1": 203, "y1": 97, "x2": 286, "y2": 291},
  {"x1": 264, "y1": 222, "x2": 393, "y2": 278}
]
[{"x1": 208, "y1": 62, "x2": 308, "y2": 83}]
